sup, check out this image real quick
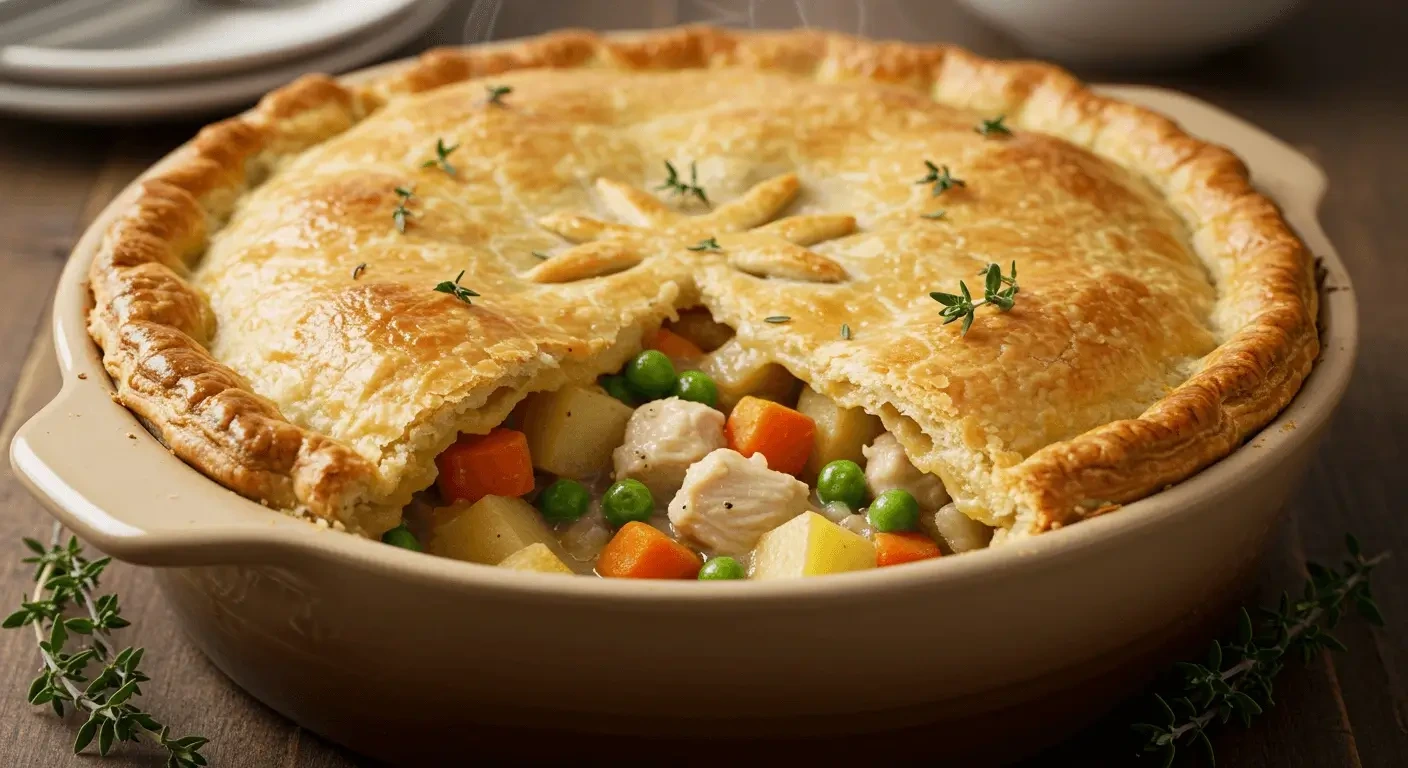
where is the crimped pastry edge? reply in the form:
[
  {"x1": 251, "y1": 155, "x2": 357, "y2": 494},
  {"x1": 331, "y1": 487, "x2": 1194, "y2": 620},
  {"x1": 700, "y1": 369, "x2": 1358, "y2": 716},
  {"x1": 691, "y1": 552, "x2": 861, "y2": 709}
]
[{"x1": 85, "y1": 26, "x2": 1318, "y2": 537}]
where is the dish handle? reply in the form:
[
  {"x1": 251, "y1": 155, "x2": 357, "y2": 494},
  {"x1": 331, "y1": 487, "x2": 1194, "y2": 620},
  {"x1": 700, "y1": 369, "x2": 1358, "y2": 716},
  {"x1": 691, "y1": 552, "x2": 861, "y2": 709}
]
[{"x1": 10, "y1": 383, "x2": 316, "y2": 567}]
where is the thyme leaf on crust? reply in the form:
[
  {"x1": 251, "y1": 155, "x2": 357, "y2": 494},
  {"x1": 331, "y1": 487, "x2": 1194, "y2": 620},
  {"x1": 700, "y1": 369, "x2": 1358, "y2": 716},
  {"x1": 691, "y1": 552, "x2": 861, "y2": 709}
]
[
  {"x1": 687, "y1": 237, "x2": 721, "y2": 252},
  {"x1": 433, "y1": 270, "x2": 479, "y2": 305},
  {"x1": 656, "y1": 161, "x2": 710, "y2": 207},
  {"x1": 485, "y1": 85, "x2": 512, "y2": 105},
  {"x1": 391, "y1": 186, "x2": 416, "y2": 233},
  {"x1": 976, "y1": 115, "x2": 1012, "y2": 137},
  {"x1": 421, "y1": 138, "x2": 460, "y2": 177},
  {"x1": 929, "y1": 261, "x2": 1018, "y2": 336},
  {"x1": 915, "y1": 161, "x2": 965, "y2": 197}
]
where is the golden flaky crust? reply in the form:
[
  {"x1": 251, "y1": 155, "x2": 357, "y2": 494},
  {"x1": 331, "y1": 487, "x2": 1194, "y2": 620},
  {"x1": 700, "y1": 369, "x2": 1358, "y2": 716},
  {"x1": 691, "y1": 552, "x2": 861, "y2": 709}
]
[{"x1": 86, "y1": 27, "x2": 1317, "y2": 538}]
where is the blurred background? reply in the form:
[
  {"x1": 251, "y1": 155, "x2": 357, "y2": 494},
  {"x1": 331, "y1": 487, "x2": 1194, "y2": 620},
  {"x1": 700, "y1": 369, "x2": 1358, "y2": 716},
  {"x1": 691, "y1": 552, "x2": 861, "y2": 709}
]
[{"x1": 0, "y1": 0, "x2": 1317, "y2": 121}]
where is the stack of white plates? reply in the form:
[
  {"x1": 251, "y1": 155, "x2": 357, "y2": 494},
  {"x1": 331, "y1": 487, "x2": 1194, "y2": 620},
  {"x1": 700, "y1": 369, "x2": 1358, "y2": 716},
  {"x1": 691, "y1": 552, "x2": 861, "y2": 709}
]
[{"x1": 0, "y1": 0, "x2": 451, "y2": 121}]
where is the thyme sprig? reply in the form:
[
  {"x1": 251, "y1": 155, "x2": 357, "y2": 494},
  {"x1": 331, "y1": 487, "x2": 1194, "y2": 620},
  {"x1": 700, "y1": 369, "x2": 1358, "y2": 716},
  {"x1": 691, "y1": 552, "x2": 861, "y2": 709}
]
[
  {"x1": 930, "y1": 261, "x2": 1019, "y2": 335},
  {"x1": 4, "y1": 525, "x2": 209, "y2": 766},
  {"x1": 485, "y1": 85, "x2": 512, "y2": 106},
  {"x1": 976, "y1": 115, "x2": 1012, "y2": 137},
  {"x1": 656, "y1": 161, "x2": 710, "y2": 207},
  {"x1": 687, "y1": 237, "x2": 721, "y2": 252},
  {"x1": 1134, "y1": 534, "x2": 1389, "y2": 767},
  {"x1": 915, "y1": 161, "x2": 966, "y2": 197},
  {"x1": 421, "y1": 138, "x2": 460, "y2": 177},
  {"x1": 433, "y1": 270, "x2": 479, "y2": 305},
  {"x1": 392, "y1": 186, "x2": 415, "y2": 233}
]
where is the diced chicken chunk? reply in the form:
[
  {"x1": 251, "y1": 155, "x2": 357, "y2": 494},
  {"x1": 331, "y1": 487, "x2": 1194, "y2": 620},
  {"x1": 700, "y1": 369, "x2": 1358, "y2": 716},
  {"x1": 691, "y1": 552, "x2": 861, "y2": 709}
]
[
  {"x1": 668, "y1": 449, "x2": 812, "y2": 555},
  {"x1": 862, "y1": 433, "x2": 951, "y2": 511},
  {"x1": 612, "y1": 397, "x2": 726, "y2": 503}
]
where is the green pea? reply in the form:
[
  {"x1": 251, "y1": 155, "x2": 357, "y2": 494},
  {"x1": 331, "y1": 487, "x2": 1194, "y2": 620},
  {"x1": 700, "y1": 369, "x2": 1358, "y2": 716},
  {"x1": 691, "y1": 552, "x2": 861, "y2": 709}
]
[
  {"x1": 600, "y1": 375, "x2": 637, "y2": 406},
  {"x1": 624, "y1": 350, "x2": 676, "y2": 400},
  {"x1": 698, "y1": 556, "x2": 746, "y2": 580},
  {"x1": 673, "y1": 370, "x2": 718, "y2": 407},
  {"x1": 381, "y1": 524, "x2": 421, "y2": 552},
  {"x1": 602, "y1": 478, "x2": 654, "y2": 528},
  {"x1": 866, "y1": 489, "x2": 920, "y2": 533},
  {"x1": 816, "y1": 459, "x2": 867, "y2": 508},
  {"x1": 537, "y1": 478, "x2": 591, "y2": 524}
]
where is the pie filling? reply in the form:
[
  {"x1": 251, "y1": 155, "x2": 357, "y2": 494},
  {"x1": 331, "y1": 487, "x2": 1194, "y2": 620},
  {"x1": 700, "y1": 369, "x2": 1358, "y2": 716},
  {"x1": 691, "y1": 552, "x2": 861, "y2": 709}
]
[{"x1": 393, "y1": 307, "x2": 991, "y2": 578}]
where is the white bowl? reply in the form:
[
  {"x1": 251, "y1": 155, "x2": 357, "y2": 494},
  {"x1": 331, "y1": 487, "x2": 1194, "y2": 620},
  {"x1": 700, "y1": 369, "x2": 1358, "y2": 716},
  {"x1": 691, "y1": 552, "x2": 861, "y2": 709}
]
[{"x1": 955, "y1": 0, "x2": 1306, "y2": 66}]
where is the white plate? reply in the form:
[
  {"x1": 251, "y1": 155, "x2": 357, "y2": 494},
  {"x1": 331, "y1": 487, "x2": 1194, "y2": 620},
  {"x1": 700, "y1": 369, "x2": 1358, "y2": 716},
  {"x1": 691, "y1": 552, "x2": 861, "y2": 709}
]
[
  {"x1": 0, "y1": 0, "x2": 449, "y2": 121},
  {"x1": 0, "y1": 0, "x2": 421, "y2": 85}
]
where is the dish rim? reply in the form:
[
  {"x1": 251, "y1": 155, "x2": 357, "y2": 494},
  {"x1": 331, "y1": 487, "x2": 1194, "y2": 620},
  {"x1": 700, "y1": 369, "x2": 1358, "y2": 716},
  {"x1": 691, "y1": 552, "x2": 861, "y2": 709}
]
[
  {"x1": 10, "y1": 51, "x2": 1357, "y2": 604},
  {"x1": 0, "y1": 0, "x2": 422, "y2": 85}
]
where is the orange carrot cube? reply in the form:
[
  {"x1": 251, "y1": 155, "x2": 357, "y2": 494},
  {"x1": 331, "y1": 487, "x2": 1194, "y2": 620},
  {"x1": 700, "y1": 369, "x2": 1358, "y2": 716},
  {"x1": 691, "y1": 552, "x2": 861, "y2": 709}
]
[
  {"x1": 597, "y1": 522, "x2": 703, "y2": 579},
  {"x1": 874, "y1": 532, "x2": 942, "y2": 567},
  {"x1": 435, "y1": 428, "x2": 535, "y2": 505},
  {"x1": 645, "y1": 328, "x2": 705, "y2": 363},
  {"x1": 725, "y1": 396, "x2": 816, "y2": 476}
]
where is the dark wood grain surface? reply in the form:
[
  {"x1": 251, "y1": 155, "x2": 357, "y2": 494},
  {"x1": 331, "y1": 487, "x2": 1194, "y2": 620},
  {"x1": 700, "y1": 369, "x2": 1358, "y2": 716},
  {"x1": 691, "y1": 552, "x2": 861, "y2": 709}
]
[{"x1": 0, "y1": 2, "x2": 1403, "y2": 765}]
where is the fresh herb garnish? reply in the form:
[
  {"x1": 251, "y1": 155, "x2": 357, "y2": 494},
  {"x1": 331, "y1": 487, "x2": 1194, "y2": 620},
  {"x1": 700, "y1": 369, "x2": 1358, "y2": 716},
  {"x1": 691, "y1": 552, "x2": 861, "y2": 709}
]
[
  {"x1": 421, "y1": 138, "x2": 460, "y2": 177},
  {"x1": 4, "y1": 526, "x2": 210, "y2": 766},
  {"x1": 485, "y1": 85, "x2": 512, "y2": 106},
  {"x1": 921, "y1": 210, "x2": 947, "y2": 220},
  {"x1": 915, "y1": 161, "x2": 966, "y2": 197},
  {"x1": 976, "y1": 115, "x2": 1012, "y2": 137},
  {"x1": 392, "y1": 186, "x2": 415, "y2": 233},
  {"x1": 1134, "y1": 534, "x2": 1389, "y2": 767},
  {"x1": 433, "y1": 270, "x2": 480, "y2": 305},
  {"x1": 841, "y1": 323, "x2": 852, "y2": 339},
  {"x1": 531, "y1": 251, "x2": 551, "y2": 260},
  {"x1": 656, "y1": 161, "x2": 710, "y2": 207},
  {"x1": 687, "y1": 237, "x2": 721, "y2": 252},
  {"x1": 352, "y1": 263, "x2": 367, "y2": 280},
  {"x1": 930, "y1": 260, "x2": 1018, "y2": 336},
  {"x1": 764, "y1": 316, "x2": 790, "y2": 324}
]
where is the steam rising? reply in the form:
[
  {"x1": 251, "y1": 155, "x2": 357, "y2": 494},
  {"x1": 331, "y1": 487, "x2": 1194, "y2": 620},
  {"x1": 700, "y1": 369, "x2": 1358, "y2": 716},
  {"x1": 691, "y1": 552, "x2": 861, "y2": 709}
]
[{"x1": 461, "y1": 1, "x2": 879, "y2": 44}]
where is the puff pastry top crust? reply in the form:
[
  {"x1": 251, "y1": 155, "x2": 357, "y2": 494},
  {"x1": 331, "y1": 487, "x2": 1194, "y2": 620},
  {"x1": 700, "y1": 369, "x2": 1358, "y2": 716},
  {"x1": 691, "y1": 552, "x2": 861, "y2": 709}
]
[{"x1": 86, "y1": 27, "x2": 1318, "y2": 538}]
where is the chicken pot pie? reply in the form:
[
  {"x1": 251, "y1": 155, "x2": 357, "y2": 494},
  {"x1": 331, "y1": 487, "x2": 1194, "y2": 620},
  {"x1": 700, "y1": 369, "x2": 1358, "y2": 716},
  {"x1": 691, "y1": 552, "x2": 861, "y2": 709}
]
[{"x1": 86, "y1": 28, "x2": 1317, "y2": 577}]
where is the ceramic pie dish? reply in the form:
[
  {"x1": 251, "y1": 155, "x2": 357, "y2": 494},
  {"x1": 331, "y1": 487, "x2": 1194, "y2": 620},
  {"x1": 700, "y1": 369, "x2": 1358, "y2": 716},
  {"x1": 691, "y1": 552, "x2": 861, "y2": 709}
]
[{"x1": 10, "y1": 28, "x2": 1353, "y2": 764}]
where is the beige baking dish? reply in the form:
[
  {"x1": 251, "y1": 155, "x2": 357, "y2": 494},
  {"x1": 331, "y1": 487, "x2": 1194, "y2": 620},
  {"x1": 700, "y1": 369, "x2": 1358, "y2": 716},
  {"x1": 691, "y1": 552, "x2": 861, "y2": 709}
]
[{"x1": 9, "y1": 56, "x2": 1353, "y2": 764}]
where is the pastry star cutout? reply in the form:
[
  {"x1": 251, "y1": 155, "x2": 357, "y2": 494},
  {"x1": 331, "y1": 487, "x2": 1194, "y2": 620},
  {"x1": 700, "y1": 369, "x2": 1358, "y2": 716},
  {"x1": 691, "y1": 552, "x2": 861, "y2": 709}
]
[{"x1": 525, "y1": 172, "x2": 854, "y2": 284}]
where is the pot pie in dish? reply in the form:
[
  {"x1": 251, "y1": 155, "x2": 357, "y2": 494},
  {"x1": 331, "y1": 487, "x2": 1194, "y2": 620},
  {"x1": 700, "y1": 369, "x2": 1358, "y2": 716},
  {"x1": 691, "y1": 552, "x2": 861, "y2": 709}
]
[{"x1": 85, "y1": 27, "x2": 1318, "y2": 579}]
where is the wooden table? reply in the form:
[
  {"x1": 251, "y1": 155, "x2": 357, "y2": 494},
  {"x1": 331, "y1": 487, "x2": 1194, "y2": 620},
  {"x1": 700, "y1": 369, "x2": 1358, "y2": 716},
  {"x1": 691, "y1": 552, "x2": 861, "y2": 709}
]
[{"x1": 0, "y1": 2, "x2": 1403, "y2": 765}]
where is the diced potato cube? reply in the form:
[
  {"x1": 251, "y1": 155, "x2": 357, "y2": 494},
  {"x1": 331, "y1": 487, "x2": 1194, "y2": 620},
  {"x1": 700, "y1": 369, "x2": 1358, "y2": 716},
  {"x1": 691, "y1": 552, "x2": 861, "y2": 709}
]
[
  {"x1": 520, "y1": 385, "x2": 633, "y2": 479},
  {"x1": 700, "y1": 339, "x2": 800, "y2": 413},
  {"x1": 498, "y1": 543, "x2": 574, "y2": 574},
  {"x1": 921, "y1": 503, "x2": 993, "y2": 554},
  {"x1": 666, "y1": 308, "x2": 735, "y2": 353},
  {"x1": 750, "y1": 511, "x2": 876, "y2": 579},
  {"x1": 428, "y1": 495, "x2": 557, "y2": 565},
  {"x1": 796, "y1": 387, "x2": 884, "y2": 482}
]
